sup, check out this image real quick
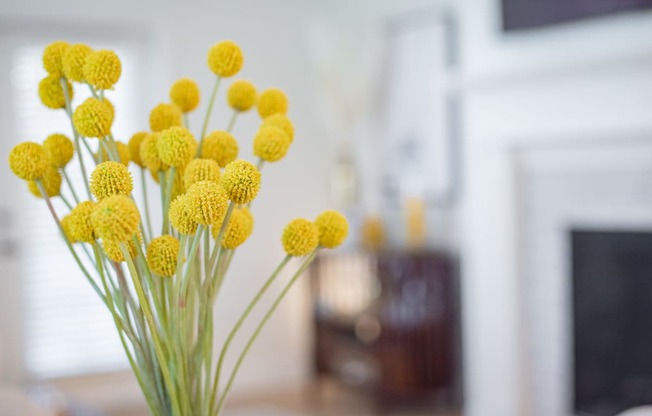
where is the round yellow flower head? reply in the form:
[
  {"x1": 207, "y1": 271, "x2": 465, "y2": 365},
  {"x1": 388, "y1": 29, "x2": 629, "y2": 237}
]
[
  {"x1": 314, "y1": 210, "x2": 349, "y2": 248},
  {"x1": 257, "y1": 88, "x2": 288, "y2": 118},
  {"x1": 8, "y1": 142, "x2": 48, "y2": 181},
  {"x1": 186, "y1": 180, "x2": 228, "y2": 225},
  {"x1": 39, "y1": 75, "x2": 72, "y2": 109},
  {"x1": 149, "y1": 103, "x2": 183, "y2": 133},
  {"x1": 282, "y1": 218, "x2": 319, "y2": 257},
  {"x1": 146, "y1": 235, "x2": 180, "y2": 277},
  {"x1": 207, "y1": 40, "x2": 244, "y2": 77},
  {"x1": 63, "y1": 43, "x2": 93, "y2": 82},
  {"x1": 253, "y1": 126, "x2": 291, "y2": 162},
  {"x1": 157, "y1": 126, "x2": 197, "y2": 168},
  {"x1": 91, "y1": 195, "x2": 140, "y2": 242},
  {"x1": 102, "y1": 98, "x2": 115, "y2": 125},
  {"x1": 201, "y1": 130, "x2": 238, "y2": 168},
  {"x1": 220, "y1": 159, "x2": 261, "y2": 204},
  {"x1": 83, "y1": 49, "x2": 122, "y2": 90},
  {"x1": 227, "y1": 79, "x2": 256, "y2": 112},
  {"x1": 42, "y1": 41, "x2": 70, "y2": 77},
  {"x1": 140, "y1": 133, "x2": 169, "y2": 174},
  {"x1": 184, "y1": 158, "x2": 220, "y2": 189},
  {"x1": 170, "y1": 78, "x2": 200, "y2": 113},
  {"x1": 68, "y1": 201, "x2": 97, "y2": 243},
  {"x1": 43, "y1": 134, "x2": 74, "y2": 168},
  {"x1": 102, "y1": 233, "x2": 140, "y2": 262},
  {"x1": 73, "y1": 98, "x2": 112, "y2": 138},
  {"x1": 90, "y1": 161, "x2": 133, "y2": 200},
  {"x1": 169, "y1": 194, "x2": 198, "y2": 235},
  {"x1": 213, "y1": 207, "x2": 254, "y2": 249},
  {"x1": 128, "y1": 132, "x2": 148, "y2": 168},
  {"x1": 28, "y1": 166, "x2": 61, "y2": 198},
  {"x1": 263, "y1": 114, "x2": 294, "y2": 143},
  {"x1": 61, "y1": 214, "x2": 77, "y2": 243}
]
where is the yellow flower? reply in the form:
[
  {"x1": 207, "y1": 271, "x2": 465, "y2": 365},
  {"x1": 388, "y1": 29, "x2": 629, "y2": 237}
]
[
  {"x1": 102, "y1": 233, "x2": 140, "y2": 262},
  {"x1": 157, "y1": 126, "x2": 197, "y2": 168},
  {"x1": 90, "y1": 161, "x2": 134, "y2": 200},
  {"x1": 8, "y1": 142, "x2": 49, "y2": 181},
  {"x1": 61, "y1": 214, "x2": 77, "y2": 243},
  {"x1": 257, "y1": 88, "x2": 288, "y2": 118},
  {"x1": 28, "y1": 166, "x2": 61, "y2": 198},
  {"x1": 140, "y1": 133, "x2": 169, "y2": 174},
  {"x1": 43, "y1": 134, "x2": 74, "y2": 168},
  {"x1": 98, "y1": 141, "x2": 130, "y2": 165},
  {"x1": 63, "y1": 43, "x2": 93, "y2": 82},
  {"x1": 39, "y1": 75, "x2": 72, "y2": 110},
  {"x1": 220, "y1": 159, "x2": 261, "y2": 204},
  {"x1": 68, "y1": 201, "x2": 97, "y2": 243},
  {"x1": 42, "y1": 41, "x2": 70, "y2": 77},
  {"x1": 170, "y1": 166, "x2": 186, "y2": 200},
  {"x1": 263, "y1": 114, "x2": 294, "y2": 143},
  {"x1": 227, "y1": 80, "x2": 256, "y2": 112},
  {"x1": 282, "y1": 218, "x2": 319, "y2": 257},
  {"x1": 361, "y1": 216, "x2": 386, "y2": 250},
  {"x1": 184, "y1": 159, "x2": 220, "y2": 189},
  {"x1": 91, "y1": 195, "x2": 140, "y2": 242},
  {"x1": 212, "y1": 207, "x2": 254, "y2": 249},
  {"x1": 150, "y1": 103, "x2": 183, "y2": 132},
  {"x1": 128, "y1": 132, "x2": 148, "y2": 168},
  {"x1": 102, "y1": 98, "x2": 115, "y2": 126},
  {"x1": 169, "y1": 194, "x2": 198, "y2": 235},
  {"x1": 170, "y1": 78, "x2": 200, "y2": 113},
  {"x1": 83, "y1": 50, "x2": 121, "y2": 90},
  {"x1": 146, "y1": 235, "x2": 180, "y2": 277},
  {"x1": 201, "y1": 130, "x2": 238, "y2": 168},
  {"x1": 186, "y1": 180, "x2": 228, "y2": 225},
  {"x1": 73, "y1": 98, "x2": 112, "y2": 138},
  {"x1": 207, "y1": 40, "x2": 244, "y2": 77},
  {"x1": 253, "y1": 126, "x2": 291, "y2": 162},
  {"x1": 314, "y1": 210, "x2": 349, "y2": 248}
]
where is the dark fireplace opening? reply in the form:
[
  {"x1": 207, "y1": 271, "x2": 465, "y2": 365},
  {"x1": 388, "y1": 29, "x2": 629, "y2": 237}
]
[{"x1": 573, "y1": 230, "x2": 652, "y2": 416}]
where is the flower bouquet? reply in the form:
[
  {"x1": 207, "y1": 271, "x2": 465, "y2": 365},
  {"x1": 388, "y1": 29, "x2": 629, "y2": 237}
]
[{"x1": 7, "y1": 39, "x2": 348, "y2": 416}]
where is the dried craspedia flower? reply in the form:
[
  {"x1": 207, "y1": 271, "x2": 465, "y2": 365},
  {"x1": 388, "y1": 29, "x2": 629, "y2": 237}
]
[
  {"x1": 186, "y1": 180, "x2": 228, "y2": 225},
  {"x1": 91, "y1": 195, "x2": 140, "y2": 242},
  {"x1": 263, "y1": 114, "x2": 294, "y2": 143},
  {"x1": 282, "y1": 218, "x2": 319, "y2": 257},
  {"x1": 184, "y1": 159, "x2": 220, "y2": 189},
  {"x1": 170, "y1": 167, "x2": 186, "y2": 200},
  {"x1": 213, "y1": 207, "x2": 254, "y2": 249},
  {"x1": 102, "y1": 233, "x2": 140, "y2": 262},
  {"x1": 68, "y1": 201, "x2": 97, "y2": 243},
  {"x1": 140, "y1": 133, "x2": 169, "y2": 174},
  {"x1": 150, "y1": 103, "x2": 183, "y2": 133},
  {"x1": 83, "y1": 49, "x2": 121, "y2": 90},
  {"x1": 221, "y1": 160, "x2": 261, "y2": 204},
  {"x1": 169, "y1": 194, "x2": 198, "y2": 235},
  {"x1": 201, "y1": 130, "x2": 238, "y2": 168},
  {"x1": 8, "y1": 142, "x2": 48, "y2": 181},
  {"x1": 62, "y1": 43, "x2": 93, "y2": 82},
  {"x1": 170, "y1": 78, "x2": 200, "y2": 113},
  {"x1": 60, "y1": 214, "x2": 76, "y2": 243},
  {"x1": 314, "y1": 210, "x2": 349, "y2": 249},
  {"x1": 257, "y1": 88, "x2": 288, "y2": 118},
  {"x1": 102, "y1": 99, "x2": 115, "y2": 125},
  {"x1": 42, "y1": 41, "x2": 70, "y2": 77},
  {"x1": 28, "y1": 166, "x2": 62, "y2": 198},
  {"x1": 128, "y1": 132, "x2": 148, "y2": 168},
  {"x1": 43, "y1": 133, "x2": 74, "y2": 168},
  {"x1": 227, "y1": 79, "x2": 256, "y2": 112},
  {"x1": 207, "y1": 40, "x2": 244, "y2": 77},
  {"x1": 157, "y1": 126, "x2": 197, "y2": 168},
  {"x1": 90, "y1": 161, "x2": 134, "y2": 200},
  {"x1": 38, "y1": 75, "x2": 72, "y2": 109},
  {"x1": 73, "y1": 98, "x2": 112, "y2": 138},
  {"x1": 146, "y1": 235, "x2": 180, "y2": 277},
  {"x1": 253, "y1": 126, "x2": 291, "y2": 162}
]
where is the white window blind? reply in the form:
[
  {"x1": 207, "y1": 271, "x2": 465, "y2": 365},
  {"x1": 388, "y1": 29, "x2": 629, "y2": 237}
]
[{"x1": 10, "y1": 43, "x2": 140, "y2": 378}]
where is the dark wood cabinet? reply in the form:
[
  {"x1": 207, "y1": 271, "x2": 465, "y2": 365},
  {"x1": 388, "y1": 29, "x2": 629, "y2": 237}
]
[{"x1": 310, "y1": 251, "x2": 460, "y2": 408}]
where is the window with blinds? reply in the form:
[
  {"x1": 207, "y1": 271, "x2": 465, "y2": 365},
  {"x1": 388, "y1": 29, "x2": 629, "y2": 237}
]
[{"x1": 10, "y1": 43, "x2": 140, "y2": 378}]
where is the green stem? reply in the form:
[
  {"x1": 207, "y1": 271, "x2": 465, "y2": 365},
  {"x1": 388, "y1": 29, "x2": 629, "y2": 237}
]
[
  {"x1": 59, "y1": 194, "x2": 73, "y2": 210},
  {"x1": 163, "y1": 167, "x2": 176, "y2": 235},
  {"x1": 226, "y1": 111, "x2": 238, "y2": 133},
  {"x1": 61, "y1": 168, "x2": 80, "y2": 204},
  {"x1": 60, "y1": 78, "x2": 92, "y2": 199},
  {"x1": 197, "y1": 76, "x2": 222, "y2": 157},
  {"x1": 140, "y1": 169, "x2": 154, "y2": 241},
  {"x1": 207, "y1": 202, "x2": 235, "y2": 278}
]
